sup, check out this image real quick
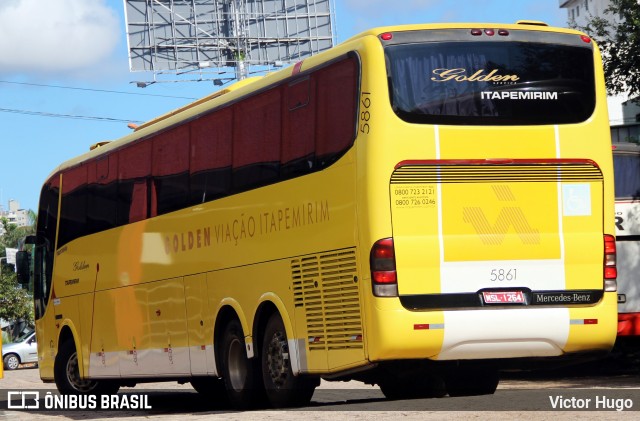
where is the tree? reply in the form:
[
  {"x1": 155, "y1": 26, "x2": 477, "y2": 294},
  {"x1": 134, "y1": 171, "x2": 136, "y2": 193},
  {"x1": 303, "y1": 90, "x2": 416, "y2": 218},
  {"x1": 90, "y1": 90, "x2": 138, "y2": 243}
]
[
  {"x1": 1, "y1": 216, "x2": 36, "y2": 334},
  {"x1": 575, "y1": 0, "x2": 640, "y2": 102}
]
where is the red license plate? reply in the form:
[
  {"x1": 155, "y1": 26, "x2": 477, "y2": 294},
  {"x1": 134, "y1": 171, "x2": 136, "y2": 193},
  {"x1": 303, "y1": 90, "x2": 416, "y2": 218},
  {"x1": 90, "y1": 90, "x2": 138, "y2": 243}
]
[{"x1": 482, "y1": 291, "x2": 525, "y2": 304}]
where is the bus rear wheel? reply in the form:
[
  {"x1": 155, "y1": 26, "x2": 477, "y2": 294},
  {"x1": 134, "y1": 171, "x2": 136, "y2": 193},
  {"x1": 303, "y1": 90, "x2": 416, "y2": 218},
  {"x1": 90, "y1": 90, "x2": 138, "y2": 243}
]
[
  {"x1": 261, "y1": 314, "x2": 318, "y2": 408},
  {"x1": 54, "y1": 339, "x2": 119, "y2": 395},
  {"x1": 219, "y1": 319, "x2": 265, "y2": 409}
]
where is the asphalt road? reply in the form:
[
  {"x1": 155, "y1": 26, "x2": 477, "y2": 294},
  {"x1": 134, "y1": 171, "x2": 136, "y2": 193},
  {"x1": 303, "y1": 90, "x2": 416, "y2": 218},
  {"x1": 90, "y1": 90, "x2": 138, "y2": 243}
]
[{"x1": 1, "y1": 363, "x2": 639, "y2": 420}]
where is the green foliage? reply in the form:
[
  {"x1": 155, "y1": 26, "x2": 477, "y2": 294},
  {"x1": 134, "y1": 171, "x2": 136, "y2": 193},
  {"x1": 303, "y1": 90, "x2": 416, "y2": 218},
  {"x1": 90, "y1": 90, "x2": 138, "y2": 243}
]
[
  {"x1": 0, "y1": 266, "x2": 33, "y2": 324},
  {"x1": 1, "y1": 216, "x2": 36, "y2": 327},
  {"x1": 575, "y1": 0, "x2": 640, "y2": 102}
]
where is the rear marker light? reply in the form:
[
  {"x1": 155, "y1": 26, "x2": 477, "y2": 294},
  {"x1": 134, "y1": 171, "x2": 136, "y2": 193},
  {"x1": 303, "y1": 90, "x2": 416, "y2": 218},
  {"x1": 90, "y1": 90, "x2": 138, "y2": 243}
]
[
  {"x1": 484, "y1": 29, "x2": 495, "y2": 36},
  {"x1": 498, "y1": 29, "x2": 509, "y2": 36},
  {"x1": 414, "y1": 324, "x2": 444, "y2": 330},
  {"x1": 580, "y1": 35, "x2": 592, "y2": 43},
  {"x1": 571, "y1": 319, "x2": 598, "y2": 325},
  {"x1": 380, "y1": 32, "x2": 393, "y2": 41},
  {"x1": 471, "y1": 29, "x2": 482, "y2": 36}
]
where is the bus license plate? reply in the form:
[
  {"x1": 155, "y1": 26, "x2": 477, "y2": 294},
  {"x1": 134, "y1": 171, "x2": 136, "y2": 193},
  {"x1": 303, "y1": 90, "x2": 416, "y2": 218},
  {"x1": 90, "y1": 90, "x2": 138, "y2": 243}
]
[{"x1": 482, "y1": 291, "x2": 525, "y2": 304}]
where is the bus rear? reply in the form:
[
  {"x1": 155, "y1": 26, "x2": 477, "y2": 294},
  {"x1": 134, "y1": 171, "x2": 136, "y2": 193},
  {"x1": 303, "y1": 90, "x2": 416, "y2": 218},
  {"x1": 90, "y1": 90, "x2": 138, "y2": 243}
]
[{"x1": 358, "y1": 23, "x2": 617, "y2": 393}]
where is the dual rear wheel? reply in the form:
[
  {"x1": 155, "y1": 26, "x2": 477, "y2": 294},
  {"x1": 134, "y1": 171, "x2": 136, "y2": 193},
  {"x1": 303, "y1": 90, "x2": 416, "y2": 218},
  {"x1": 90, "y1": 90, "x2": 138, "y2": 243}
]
[{"x1": 217, "y1": 314, "x2": 318, "y2": 409}]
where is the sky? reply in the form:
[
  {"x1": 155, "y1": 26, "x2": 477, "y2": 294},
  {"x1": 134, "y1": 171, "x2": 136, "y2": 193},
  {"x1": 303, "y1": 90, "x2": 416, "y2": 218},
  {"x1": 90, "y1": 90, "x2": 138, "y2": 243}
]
[{"x1": 0, "y1": 0, "x2": 568, "y2": 213}]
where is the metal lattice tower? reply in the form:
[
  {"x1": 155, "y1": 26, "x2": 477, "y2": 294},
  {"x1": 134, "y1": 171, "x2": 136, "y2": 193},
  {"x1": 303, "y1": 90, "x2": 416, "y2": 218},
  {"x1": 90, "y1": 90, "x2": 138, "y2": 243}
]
[{"x1": 123, "y1": 0, "x2": 336, "y2": 85}]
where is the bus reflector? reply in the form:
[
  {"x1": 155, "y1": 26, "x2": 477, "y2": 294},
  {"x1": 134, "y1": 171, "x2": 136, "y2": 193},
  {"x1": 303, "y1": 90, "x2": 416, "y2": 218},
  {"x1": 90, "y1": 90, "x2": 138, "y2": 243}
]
[
  {"x1": 571, "y1": 319, "x2": 598, "y2": 325},
  {"x1": 604, "y1": 234, "x2": 617, "y2": 291},
  {"x1": 371, "y1": 238, "x2": 398, "y2": 297}
]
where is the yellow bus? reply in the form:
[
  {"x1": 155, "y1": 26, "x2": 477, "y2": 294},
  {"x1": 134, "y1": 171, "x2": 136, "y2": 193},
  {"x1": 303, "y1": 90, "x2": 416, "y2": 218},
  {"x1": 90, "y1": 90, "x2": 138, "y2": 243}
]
[{"x1": 19, "y1": 21, "x2": 617, "y2": 408}]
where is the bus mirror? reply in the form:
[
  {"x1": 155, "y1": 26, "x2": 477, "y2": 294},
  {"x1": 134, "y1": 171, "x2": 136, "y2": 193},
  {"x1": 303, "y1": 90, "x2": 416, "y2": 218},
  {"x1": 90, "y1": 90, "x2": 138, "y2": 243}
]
[{"x1": 16, "y1": 251, "x2": 31, "y2": 288}]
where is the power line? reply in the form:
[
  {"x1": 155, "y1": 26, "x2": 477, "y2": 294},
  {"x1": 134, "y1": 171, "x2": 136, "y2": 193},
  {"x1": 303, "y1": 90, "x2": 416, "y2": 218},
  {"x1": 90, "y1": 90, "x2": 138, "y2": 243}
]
[
  {"x1": 0, "y1": 108, "x2": 143, "y2": 124},
  {"x1": 0, "y1": 80, "x2": 198, "y2": 100}
]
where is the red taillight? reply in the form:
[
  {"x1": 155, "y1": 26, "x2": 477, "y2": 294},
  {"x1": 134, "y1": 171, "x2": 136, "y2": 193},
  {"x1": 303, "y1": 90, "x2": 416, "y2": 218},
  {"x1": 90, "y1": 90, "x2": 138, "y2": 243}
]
[
  {"x1": 380, "y1": 32, "x2": 393, "y2": 41},
  {"x1": 373, "y1": 271, "x2": 397, "y2": 284},
  {"x1": 604, "y1": 234, "x2": 617, "y2": 292},
  {"x1": 370, "y1": 238, "x2": 398, "y2": 297}
]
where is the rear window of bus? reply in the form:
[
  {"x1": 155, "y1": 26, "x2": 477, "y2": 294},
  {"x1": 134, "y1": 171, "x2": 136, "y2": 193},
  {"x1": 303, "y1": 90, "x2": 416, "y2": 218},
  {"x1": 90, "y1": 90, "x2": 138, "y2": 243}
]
[{"x1": 385, "y1": 41, "x2": 596, "y2": 125}]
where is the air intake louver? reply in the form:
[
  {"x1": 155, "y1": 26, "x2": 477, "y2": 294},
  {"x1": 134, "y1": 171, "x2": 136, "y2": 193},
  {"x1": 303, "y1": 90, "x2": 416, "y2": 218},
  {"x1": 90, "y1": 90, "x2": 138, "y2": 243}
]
[{"x1": 292, "y1": 249, "x2": 363, "y2": 351}]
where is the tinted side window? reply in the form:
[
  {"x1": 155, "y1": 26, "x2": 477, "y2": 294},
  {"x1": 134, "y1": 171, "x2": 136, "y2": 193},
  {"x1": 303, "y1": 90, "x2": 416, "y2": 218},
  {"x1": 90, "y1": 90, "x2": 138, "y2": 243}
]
[
  {"x1": 315, "y1": 57, "x2": 359, "y2": 167},
  {"x1": 118, "y1": 140, "x2": 152, "y2": 224},
  {"x1": 282, "y1": 76, "x2": 316, "y2": 177},
  {"x1": 233, "y1": 88, "x2": 282, "y2": 191},
  {"x1": 59, "y1": 165, "x2": 88, "y2": 247},
  {"x1": 153, "y1": 126, "x2": 190, "y2": 215},
  {"x1": 87, "y1": 155, "x2": 118, "y2": 233},
  {"x1": 190, "y1": 107, "x2": 233, "y2": 203}
]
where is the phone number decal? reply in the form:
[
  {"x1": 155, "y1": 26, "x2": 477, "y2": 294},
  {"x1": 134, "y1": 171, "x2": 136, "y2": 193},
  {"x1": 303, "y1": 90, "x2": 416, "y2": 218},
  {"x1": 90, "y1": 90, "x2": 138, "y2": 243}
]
[{"x1": 393, "y1": 185, "x2": 437, "y2": 208}]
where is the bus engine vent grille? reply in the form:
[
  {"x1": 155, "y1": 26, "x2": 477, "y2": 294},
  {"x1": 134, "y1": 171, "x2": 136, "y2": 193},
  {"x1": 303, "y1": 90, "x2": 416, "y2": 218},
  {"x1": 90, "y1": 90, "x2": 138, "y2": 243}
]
[
  {"x1": 391, "y1": 162, "x2": 603, "y2": 184},
  {"x1": 292, "y1": 248, "x2": 363, "y2": 351}
]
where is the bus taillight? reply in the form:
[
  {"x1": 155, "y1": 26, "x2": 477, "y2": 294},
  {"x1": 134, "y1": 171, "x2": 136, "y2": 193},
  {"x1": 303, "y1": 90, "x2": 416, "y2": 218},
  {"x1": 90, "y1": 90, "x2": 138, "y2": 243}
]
[
  {"x1": 604, "y1": 234, "x2": 617, "y2": 292},
  {"x1": 370, "y1": 238, "x2": 398, "y2": 297}
]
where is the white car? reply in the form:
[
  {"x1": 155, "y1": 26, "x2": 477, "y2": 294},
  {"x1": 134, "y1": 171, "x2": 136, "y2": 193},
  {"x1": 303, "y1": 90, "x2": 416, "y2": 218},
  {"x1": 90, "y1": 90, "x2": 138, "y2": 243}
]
[{"x1": 2, "y1": 330, "x2": 38, "y2": 370}]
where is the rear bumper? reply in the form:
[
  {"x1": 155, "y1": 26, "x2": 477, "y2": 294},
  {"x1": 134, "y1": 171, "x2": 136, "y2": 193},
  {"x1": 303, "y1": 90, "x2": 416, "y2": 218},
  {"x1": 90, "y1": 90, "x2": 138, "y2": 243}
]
[{"x1": 366, "y1": 291, "x2": 618, "y2": 362}]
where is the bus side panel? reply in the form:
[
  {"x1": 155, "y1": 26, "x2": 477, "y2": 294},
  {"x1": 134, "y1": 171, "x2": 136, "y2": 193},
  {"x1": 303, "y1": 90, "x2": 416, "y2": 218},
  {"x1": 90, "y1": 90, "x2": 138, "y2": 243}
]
[
  {"x1": 89, "y1": 289, "x2": 122, "y2": 377},
  {"x1": 185, "y1": 273, "x2": 215, "y2": 375},
  {"x1": 90, "y1": 278, "x2": 190, "y2": 378},
  {"x1": 78, "y1": 293, "x2": 96, "y2": 378}
]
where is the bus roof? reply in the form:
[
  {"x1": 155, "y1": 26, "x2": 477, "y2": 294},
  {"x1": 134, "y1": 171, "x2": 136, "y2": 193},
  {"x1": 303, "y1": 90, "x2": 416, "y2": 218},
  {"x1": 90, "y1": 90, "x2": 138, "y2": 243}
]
[
  {"x1": 45, "y1": 20, "x2": 588, "y2": 182},
  {"x1": 341, "y1": 21, "x2": 584, "y2": 44}
]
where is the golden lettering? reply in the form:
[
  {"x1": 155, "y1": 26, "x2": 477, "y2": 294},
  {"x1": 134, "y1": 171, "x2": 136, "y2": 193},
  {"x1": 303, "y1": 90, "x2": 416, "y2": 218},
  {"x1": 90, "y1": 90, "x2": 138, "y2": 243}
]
[{"x1": 431, "y1": 68, "x2": 519, "y2": 83}]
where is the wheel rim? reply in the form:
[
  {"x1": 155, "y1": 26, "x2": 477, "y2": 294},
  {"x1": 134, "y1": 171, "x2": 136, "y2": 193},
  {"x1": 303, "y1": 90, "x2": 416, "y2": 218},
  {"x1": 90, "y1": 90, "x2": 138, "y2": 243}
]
[
  {"x1": 66, "y1": 351, "x2": 97, "y2": 392},
  {"x1": 227, "y1": 338, "x2": 247, "y2": 390},
  {"x1": 266, "y1": 330, "x2": 289, "y2": 388},
  {"x1": 6, "y1": 355, "x2": 19, "y2": 370}
]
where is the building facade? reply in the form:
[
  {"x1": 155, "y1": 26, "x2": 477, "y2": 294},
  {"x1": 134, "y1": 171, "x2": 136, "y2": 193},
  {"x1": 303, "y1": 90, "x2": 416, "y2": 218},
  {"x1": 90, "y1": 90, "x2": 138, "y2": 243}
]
[{"x1": 0, "y1": 200, "x2": 30, "y2": 237}]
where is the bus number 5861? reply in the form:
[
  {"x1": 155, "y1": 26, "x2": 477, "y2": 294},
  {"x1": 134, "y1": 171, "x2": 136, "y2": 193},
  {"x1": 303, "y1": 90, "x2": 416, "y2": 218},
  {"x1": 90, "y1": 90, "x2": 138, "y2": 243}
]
[{"x1": 490, "y1": 269, "x2": 517, "y2": 282}]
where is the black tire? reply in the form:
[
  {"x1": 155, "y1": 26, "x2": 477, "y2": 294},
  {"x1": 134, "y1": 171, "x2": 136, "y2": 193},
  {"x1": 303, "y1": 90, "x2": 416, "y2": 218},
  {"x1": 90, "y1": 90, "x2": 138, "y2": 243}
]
[
  {"x1": 378, "y1": 372, "x2": 446, "y2": 400},
  {"x1": 3, "y1": 353, "x2": 20, "y2": 370},
  {"x1": 219, "y1": 319, "x2": 265, "y2": 409},
  {"x1": 261, "y1": 314, "x2": 318, "y2": 408},
  {"x1": 444, "y1": 368, "x2": 499, "y2": 397},
  {"x1": 54, "y1": 339, "x2": 120, "y2": 395}
]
